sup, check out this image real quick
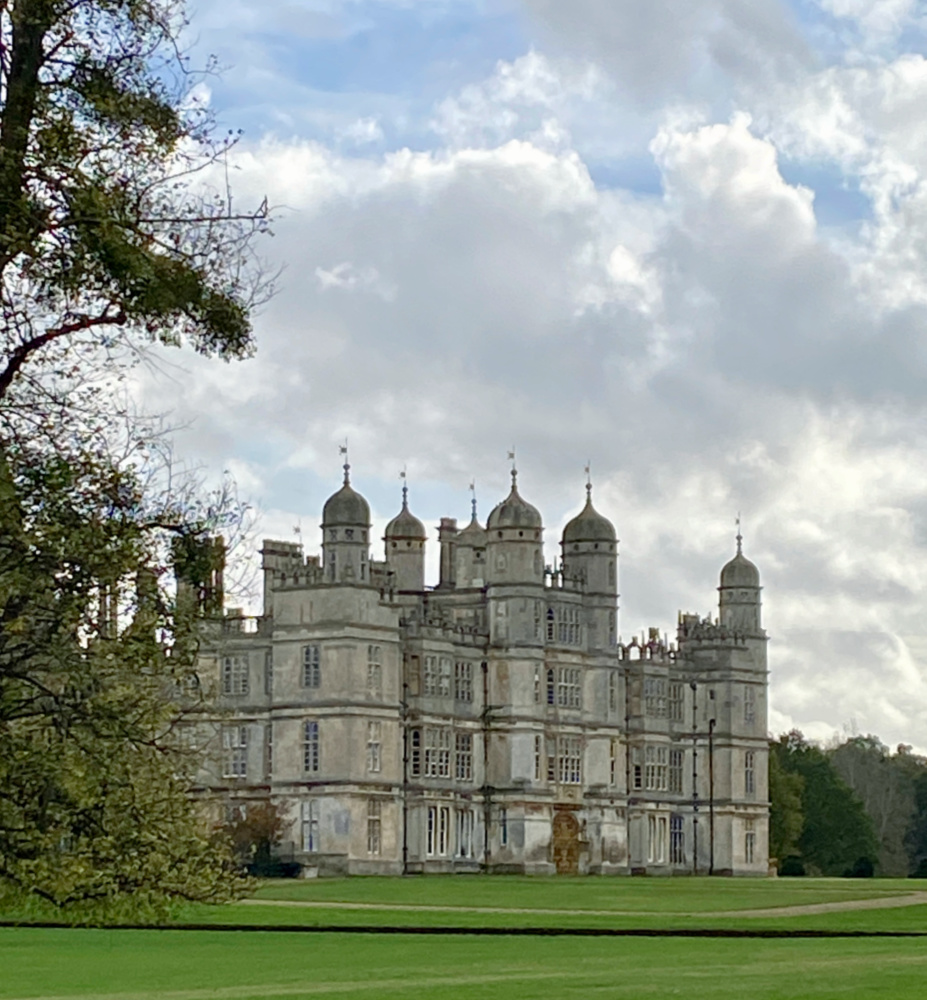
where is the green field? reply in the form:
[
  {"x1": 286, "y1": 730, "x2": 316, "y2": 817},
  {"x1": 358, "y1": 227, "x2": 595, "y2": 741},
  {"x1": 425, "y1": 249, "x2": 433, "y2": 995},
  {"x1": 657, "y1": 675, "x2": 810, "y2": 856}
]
[
  {"x1": 187, "y1": 875, "x2": 927, "y2": 933},
  {"x1": 4, "y1": 878, "x2": 927, "y2": 999},
  {"x1": 3, "y1": 927, "x2": 927, "y2": 1000},
  {"x1": 252, "y1": 874, "x2": 911, "y2": 910}
]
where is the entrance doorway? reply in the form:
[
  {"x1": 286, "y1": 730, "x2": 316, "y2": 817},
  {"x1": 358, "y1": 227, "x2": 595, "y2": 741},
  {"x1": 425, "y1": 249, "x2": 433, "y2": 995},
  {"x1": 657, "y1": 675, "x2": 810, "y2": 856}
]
[{"x1": 552, "y1": 810, "x2": 580, "y2": 874}]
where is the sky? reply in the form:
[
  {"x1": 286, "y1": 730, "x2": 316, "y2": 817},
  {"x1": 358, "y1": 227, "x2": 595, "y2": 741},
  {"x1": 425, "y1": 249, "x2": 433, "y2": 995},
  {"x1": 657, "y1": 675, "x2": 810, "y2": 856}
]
[{"x1": 133, "y1": 0, "x2": 927, "y2": 752}]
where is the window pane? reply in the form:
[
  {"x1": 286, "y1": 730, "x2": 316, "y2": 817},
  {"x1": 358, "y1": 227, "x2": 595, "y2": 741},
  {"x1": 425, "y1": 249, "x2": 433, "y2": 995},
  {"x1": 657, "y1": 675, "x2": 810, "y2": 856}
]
[
  {"x1": 303, "y1": 645, "x2": 320, "y2": 688},
  {"x1": 303, "y1": 720, "x2": 320, "y2": 772}
]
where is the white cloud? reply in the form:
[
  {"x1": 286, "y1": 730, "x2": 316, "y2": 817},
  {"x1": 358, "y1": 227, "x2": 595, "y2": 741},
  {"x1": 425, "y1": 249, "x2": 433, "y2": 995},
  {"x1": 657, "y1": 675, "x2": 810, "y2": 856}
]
[
  {"x1": 751, "y1": 54, "x2": 927, "y2": 321},
  {"x1": 131, "y1": 28, "x2": 927, "y2": 753},
  {"x1": 337, "y1": 117, "x2": 385, "y2": 146},
  {"x1": 652, "y1": 112, "x2": 817, "y2": 249},
  {"x1": 315, "y1": 262, "x2": 396, "y2": 299},
  {"x1": 519, "y1": 0, "x2": 811, "y2": 106},
  {"x1": 431, "y1": 50, "x2": 606, "y2": 149},
  {"x1": 818, "y1": 0, "x2": 916, "y2": 44}
]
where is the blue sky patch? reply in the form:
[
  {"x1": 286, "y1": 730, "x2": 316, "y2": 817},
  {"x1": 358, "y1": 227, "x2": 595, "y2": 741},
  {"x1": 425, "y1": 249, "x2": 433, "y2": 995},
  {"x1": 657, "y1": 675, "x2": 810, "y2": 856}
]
[
  {"x1": 587, "y1": 158, "x2": 663, "y2": 198},
  {"x1": 194, "y1": 0, "x2": 529, "y2": 143},
  {"x1": 779, "y1": 159, "x2": 872, "y2": 228}
]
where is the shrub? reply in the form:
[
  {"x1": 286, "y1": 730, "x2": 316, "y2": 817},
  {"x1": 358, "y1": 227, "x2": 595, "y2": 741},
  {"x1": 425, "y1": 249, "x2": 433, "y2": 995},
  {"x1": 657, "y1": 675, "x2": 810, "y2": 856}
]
[
  {"x1": 843, "y1": 856, "x2": 875, "y2": 878},
  {"x1": 778, "y1": 856, "x2": 806, "y2": 876}
]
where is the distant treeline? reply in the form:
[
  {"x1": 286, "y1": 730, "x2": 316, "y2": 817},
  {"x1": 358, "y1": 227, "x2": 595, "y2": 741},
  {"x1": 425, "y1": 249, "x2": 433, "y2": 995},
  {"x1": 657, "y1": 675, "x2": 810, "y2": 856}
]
[{"x1": 770, "y1": 731, "x2": 927, "y2": 877}]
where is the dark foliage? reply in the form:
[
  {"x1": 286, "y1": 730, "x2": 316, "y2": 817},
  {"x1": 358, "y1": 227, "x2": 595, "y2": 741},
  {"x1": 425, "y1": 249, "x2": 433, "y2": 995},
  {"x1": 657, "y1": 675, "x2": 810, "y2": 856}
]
[{"x1": 772, "y1": 731, "x2": 879, "y2": 876}]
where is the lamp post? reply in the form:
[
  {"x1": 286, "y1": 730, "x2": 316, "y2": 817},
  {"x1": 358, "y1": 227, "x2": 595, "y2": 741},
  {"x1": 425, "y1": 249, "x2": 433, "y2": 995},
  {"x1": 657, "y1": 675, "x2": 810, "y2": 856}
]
[
  {"x1": 690, "y1": 680, "x2": 698, "y2": 875},
  {"x1": 708, "y1": 716, "x2": 716, "y2": 876},
  {"x1": 401, "y1": 678, "x2": 409, "y2": 875}
]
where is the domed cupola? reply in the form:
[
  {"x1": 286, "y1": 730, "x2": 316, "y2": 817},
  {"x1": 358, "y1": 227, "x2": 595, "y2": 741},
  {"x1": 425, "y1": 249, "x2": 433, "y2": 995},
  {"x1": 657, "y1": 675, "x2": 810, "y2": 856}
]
[
  {"x1": 384, "y1": 479, "x2": 426, "y2": 593},
  {"x1": 456, "y1": 488, "x2": 488, "y2": 589},
  {"x1": 563, "y1": 482, "x2": 617, "y2": 544},
  {"x1": 560, "y1": 479, "x2": 618, "y2": 605},
  {"x1": 457, "y1": 512, "x2": 488, "y2": 546},
  {"x1": 720, "y1": 546, "x2": 760, "y2": 589},
  {"x1": 320, "y1": 454, "x2": 371, "y2": 584},
  {"x1": 322, "y1": 474, "x2": 370, "y2": 528},
  {"x1": 487, "y1": 469, "x2": 542, "y2": 531},
  {"x1": 718, "y1": 523, "x2": 762, "y2": 633},
  {"x1": 485, "y1": 466, "x2": 544, "y2": 586},
  {"x1": 385, "y1": 486, "x2": 426, "y2": 542}
]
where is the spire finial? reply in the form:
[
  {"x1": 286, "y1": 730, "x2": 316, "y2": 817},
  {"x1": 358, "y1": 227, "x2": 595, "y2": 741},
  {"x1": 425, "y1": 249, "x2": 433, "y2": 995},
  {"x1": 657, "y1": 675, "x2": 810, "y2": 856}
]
[
  {"x1": 584, "y1": 461, "x2": 592, "y2": 502},
  {"x1": 469, "y1": 479, "x2": 477, "y2": 521},
  {"x1": 400, "y1": 467, "x2": 408, "y2": 508},
  {"x1": 736, "y1": 512, "x2": 743, "y2": 554},
  {"x1": 508, "y1": 449, "x2": 517, "y2": 489},
  {"x1": 339, "y1": 440, "x2": 350, "y2": 485}
]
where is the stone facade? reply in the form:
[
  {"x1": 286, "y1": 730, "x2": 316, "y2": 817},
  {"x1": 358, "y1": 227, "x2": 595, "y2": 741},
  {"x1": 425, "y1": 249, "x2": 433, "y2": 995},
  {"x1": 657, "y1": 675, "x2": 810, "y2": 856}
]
[{"x1": 194, "y1": 464, "x2": 769, "y2": 876}]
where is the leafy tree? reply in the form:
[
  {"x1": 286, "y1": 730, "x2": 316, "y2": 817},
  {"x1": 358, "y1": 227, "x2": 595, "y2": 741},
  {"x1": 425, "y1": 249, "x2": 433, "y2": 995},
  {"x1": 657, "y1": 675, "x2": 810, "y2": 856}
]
[
  {"x1": 845, "y1": 856, "x2": 874, "y2": 878},
  {"x1": 774, "y1": 731, "x2": 878, "y2": 876},
  {"x1": 907, "y1": 769, "x2": 927, "y2": 876},
  {"x1": 0, "y1": 0, "x2": 270, "y2": 416},
  {"x1": 830, "y1": 735, "x2": 917, "y2": 876},
  {"x1": 223, "y1": 801, "x2": 296, "y2": 877},
  {"x1": 768, "y1": 742, "x2": 804, "y2": 864},
  {"x1": 0, "y1": 0, "x2": 269, "y2": 916},
  {"x1": 0, "y1": 440, "x2": 250, "y2": 917}
]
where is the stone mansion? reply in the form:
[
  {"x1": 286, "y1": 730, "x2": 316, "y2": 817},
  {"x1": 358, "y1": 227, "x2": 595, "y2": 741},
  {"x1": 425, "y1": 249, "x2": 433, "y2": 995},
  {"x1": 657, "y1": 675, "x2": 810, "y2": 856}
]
[{"x1": 195, "y1": 462, "x2": 770, "y2": 876}]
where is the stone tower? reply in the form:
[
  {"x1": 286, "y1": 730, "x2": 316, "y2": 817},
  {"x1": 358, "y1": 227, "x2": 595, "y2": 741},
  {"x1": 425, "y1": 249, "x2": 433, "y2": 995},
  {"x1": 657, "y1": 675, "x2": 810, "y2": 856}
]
[
  {"x1": 485, "y1": 468, "x2": 544, "y2": 645},
  {"x1": 384, "y1": 483, "x2": 427, "y2": 592},
  {"x1": 718, "y1": 528, "x2": 762, "y2": 635},
  {"x1": 455, "y1": 491, "x2": 487, "y2": 590},
  {"x1": 560, "y1": 481, "x2": 618, "y2": 649},
  {"x1": 321, "y1": 459, "x2": 371, "y2": 584},
  {"x1": 485, "y1": 469, "x2": 544, "y2": 588},
  {"x1": 676, "y1": 529, "x2": 769, "y2": 875}
]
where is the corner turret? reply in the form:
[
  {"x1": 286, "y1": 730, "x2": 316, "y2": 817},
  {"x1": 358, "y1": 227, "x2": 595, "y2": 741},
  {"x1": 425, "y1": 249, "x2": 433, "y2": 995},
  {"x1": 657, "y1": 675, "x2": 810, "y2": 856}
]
[
  {"x1": 561, "y1": 480, "x2": 617, "y2": 593},
  {"x1": 384, "y1": 480, "x2": 426, "y2": 592},
  {"x1": 456, "y1": 488, "x2": 487, "y2": 589},
  {"x1": 718, "y1": 525, "x2": 762, "y2": 634},
  {"x1": 560, "y1": 478, "x2": 618, "y2": 648},
  {"x1": 321, "y1": 456, "x2": 371, "y2": 584},
  {"x1": 485, "y1": 467, "x2": 544, "y2": 585}
]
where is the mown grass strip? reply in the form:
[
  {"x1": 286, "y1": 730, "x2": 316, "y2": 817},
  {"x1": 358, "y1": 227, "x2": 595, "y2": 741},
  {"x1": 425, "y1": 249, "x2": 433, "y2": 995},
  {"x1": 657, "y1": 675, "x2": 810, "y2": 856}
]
[
  {"x1": 251, "y1": 874, "x2": 917, "y2": 913},
  {"x1": 1, "y1": 920, "x2": 926, "y2": 937},
  {"x1": 5, "y1": 927, "x2": 927, "y2": 1000}
]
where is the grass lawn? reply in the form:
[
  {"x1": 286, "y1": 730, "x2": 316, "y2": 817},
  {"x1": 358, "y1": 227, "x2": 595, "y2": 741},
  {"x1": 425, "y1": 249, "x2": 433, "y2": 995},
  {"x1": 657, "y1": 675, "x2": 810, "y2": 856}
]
[
  {"x1": 165, "y1": 875, "x2": 927, "y2": 933},
  {"x1": 249, "y1": 873, "x2": 915, "y2": 911},
  {"x1": 4, "y1": 878, "x2": 927, "y2": 999},
  {"x1": 3, "y1": 927, "x2": 927, "y2": 1000},
  {"x1": 189, "y1": 900, "x2": 927, "y2": 933}
]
